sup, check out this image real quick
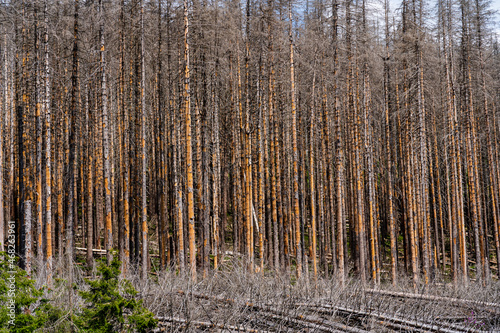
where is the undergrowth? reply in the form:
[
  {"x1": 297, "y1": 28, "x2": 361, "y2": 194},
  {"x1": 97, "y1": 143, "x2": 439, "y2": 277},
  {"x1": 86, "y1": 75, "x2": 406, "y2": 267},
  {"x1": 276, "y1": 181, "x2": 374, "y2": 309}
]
[
  {"x1": 0, "y1": 253, "x2": 156, "y2": 333},
  {"x1": 1, "y1": 252, "x2": 500, "y2": 332}
]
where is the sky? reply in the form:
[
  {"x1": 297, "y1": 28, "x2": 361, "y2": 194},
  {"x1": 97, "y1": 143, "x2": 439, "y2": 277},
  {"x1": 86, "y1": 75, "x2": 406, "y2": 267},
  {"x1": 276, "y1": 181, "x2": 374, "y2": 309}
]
[
  {"x1": 367, "y1": 0, "x2": 500, "y2": 38},
  {"x1": 492, "y1": 0, "x2": 500, "y2": 35}
]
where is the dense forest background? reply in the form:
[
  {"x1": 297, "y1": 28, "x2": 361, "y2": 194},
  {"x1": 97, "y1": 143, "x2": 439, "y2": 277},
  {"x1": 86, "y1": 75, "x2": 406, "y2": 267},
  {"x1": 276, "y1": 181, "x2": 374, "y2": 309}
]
[{"x1": 0, "y1": 0, "x2": 499, "y2": 288}]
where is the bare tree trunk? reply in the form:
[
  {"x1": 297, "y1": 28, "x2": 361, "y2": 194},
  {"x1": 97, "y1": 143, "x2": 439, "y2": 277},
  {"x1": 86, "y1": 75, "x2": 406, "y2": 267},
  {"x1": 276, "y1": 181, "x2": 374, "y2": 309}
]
[
  {"x1": 67, "y1": 0, "x2": 79, "y2": 283},
  {"x1": 85, "y1": 85, "x2": 93, "y2": 268},
  {"x1": 34, "y1": 1, "x2": 43, "y2": 265},
  {"x1": 156, "y1": 0, "x2": 167, "y2": 271},
  {"x1": 331, "y1": 0, "x2": 345, "y2": 284},
  {"x1": 99, "y1": 0, "x2": 113, "y2": 265},
  {"x1": 24, "y1": 200, "x2": 32, "y2": 276},
  {"x1": 120, "y1": 0, "x2": 130, "y2": 273},
  {"x1": 288, "y1": 0, "x2": 301, "y2": 278},
  {"x1": 43, "y1": 0, "x2": 52, "y2": 283},
  {"x1": 309, "y1": 67, "x2": 317, "y2": 279},
  {"x1": 184, "y1": 0, "x2": 196, "y2": 281},
  {"x1": 212, "y1": 71, "x2": 221, "y2": 271},
  {"x1": 140, "y1": 0, "x2": 148, "y2": 279},
  {"x1": 384, "y1": 0, "x2": 397, "y2": 285},
  {"x1": 16, "y1": 6, "x2": 26, "y2": 270},
  {"x1": 257, "y1": 58, "x2": 265, "y2": 272},
  {"x1": 244, "y1": 0, "x2": 254, "y2": 271},
  {"x1": 173, "y1": 96, "x2": 185, "y2": 272},
  {"x1": 267, "y1": 0, "x2": 279, "y2": 270}
]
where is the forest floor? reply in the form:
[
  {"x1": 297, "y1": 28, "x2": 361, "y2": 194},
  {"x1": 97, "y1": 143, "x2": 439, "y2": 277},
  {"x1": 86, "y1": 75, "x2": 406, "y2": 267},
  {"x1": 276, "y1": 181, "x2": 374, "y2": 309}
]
[
  {"x1": 135, "y1": 260, "x2": 500, "y2": 332},
  {"x1": 38, "y1": 255, "x2": 500, "y2": 332}
]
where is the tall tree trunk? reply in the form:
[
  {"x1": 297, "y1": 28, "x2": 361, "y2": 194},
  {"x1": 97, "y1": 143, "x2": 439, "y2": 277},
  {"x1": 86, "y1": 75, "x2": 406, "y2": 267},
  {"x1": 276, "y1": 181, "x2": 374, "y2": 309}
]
[
  {"x1": 85, "y1": 86, "x2": 93, "y2": 268},
  {"x1": 309, "y1": 67, "x2": 317, "y2": 279},
  {"x1": 15, "y1": 6, "x2": 26, "y2": 270},
  {"x1": 34, "y1": 1, "x2": 43, "y2": 265},
  {"x1": 184, "y1": 0, "x2": 196, "y2": 281},
  {"x1": 245, "y1": 0, "x2": 254, "y2": 271},
  {"x1": 120, "y1": 0, "x2": 130, "y2": 273},
  {"x1": 257, "y1": 57, "x2": 264, "y2": 272},
  {"x1": 99, "y1": 0, "x2": 113, "y2": 265},
  {"x1": 288, "y1": 0, "x2": 301, "y2": 278},
  {"x1": 332, "y1": 0, "x2": 345, "y2": 284},
  {"x1": 384, "y1": 0, "x2": 397, "y2": 285},
  {"x1": 212, "y1": 68, "x2": 221, "y2": 270},
  {"x1": 67, "y1": 0, "x2": 79, "y2": 272},
  {"x1": 140, "y1": 0, "x2": 148, "y2": 279},
  {"x1": 43, "y1": 0, "x2": 52, "y2": 282}
]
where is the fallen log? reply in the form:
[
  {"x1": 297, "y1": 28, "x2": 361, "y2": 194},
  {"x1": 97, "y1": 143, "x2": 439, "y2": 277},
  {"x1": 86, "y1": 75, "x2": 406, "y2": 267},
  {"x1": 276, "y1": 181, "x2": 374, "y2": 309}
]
[
  {"x1": 154, "y1": 316, "x2": 269, "y2": 332},
  {"x1": 75, "y1": 247, "x2": 107, "y2": 254},
  {"x1": 261, "y1": 311, "x2": 360, "y2": 332},
  {"x1": 175, "y1": 291, "x2": 369, "y2": 332},
  {"x1": 303, "y1": 303, "x2": 487, "y2": 333},
  {"x1": 364, "y1": 288, "x2": 500, "y2": 310},
  {"x1": 152, "y1": 290, "x2": 494, "y2": 332}
]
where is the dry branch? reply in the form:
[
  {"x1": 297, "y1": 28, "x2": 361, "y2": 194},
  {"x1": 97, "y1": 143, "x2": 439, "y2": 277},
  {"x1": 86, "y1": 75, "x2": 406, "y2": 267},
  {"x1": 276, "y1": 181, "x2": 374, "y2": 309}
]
[
  {"x1": 154, "y1": 316, "x2": 270, "y2": 332},
  {"x1": 365, "y1": 289, "x2": 500, "y2": 310},
  {"x1": 304, "y1": 303, "x2": 488, "y2": 333}
]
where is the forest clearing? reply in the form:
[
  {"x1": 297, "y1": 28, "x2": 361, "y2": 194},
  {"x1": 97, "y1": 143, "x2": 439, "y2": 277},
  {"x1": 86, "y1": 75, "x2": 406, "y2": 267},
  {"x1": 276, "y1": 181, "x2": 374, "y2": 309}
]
[{"x1": 1, "y1": 0, "x2": 500, "y2": 331}]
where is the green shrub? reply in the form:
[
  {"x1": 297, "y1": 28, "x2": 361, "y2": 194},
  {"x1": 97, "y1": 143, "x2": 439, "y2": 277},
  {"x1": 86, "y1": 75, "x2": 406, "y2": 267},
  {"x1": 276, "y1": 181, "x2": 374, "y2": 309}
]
[
  {"x1": 0, "y1": 252, "x2": 157, "y2": 333},
  {"x1": 0, "y1": 253, "x2": 61, "y2": 333},
  {"x1": 74, "y1": 257, "x2": 157, "y2": 333}
]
